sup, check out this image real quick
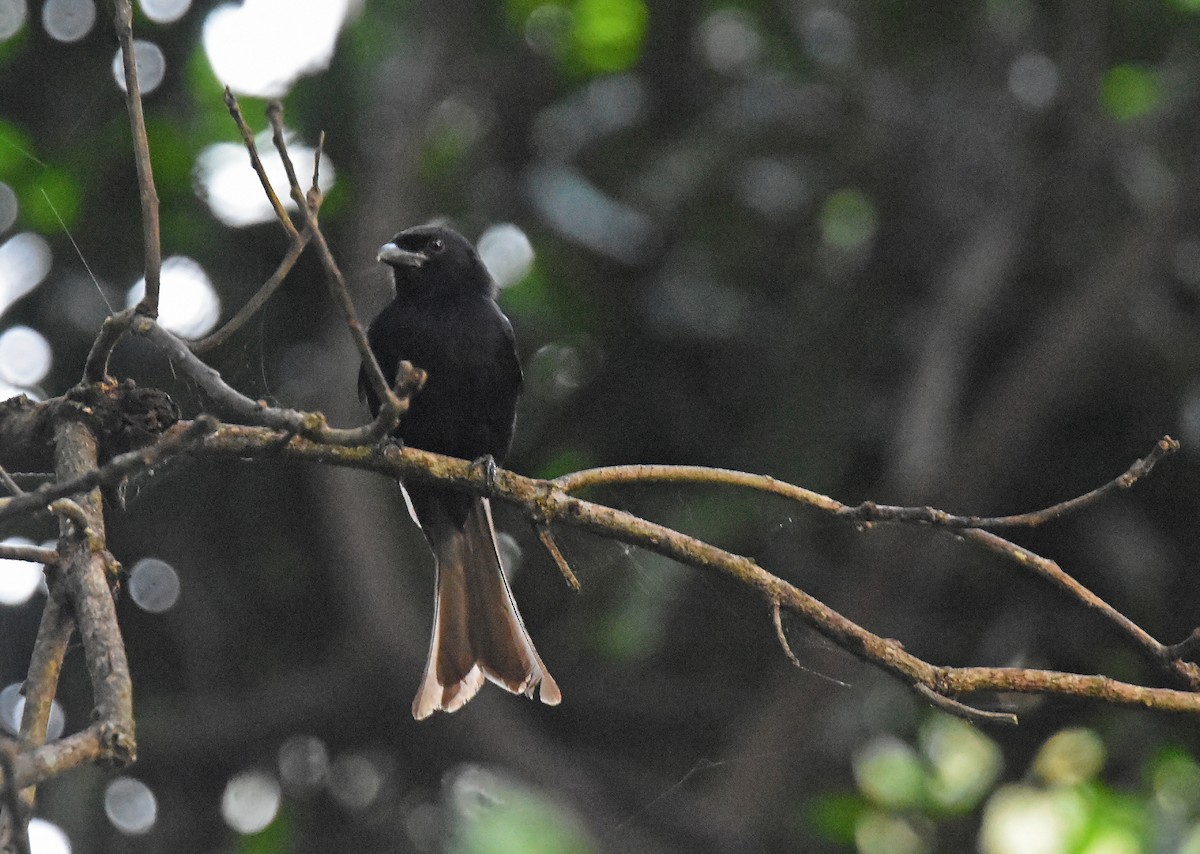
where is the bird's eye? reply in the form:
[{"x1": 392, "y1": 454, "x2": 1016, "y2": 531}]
[{"x1": 429, "y1": 238, "x2": 445, "y2": 253}]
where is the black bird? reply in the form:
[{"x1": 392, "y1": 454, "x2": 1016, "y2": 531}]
[{"x1": 361, "y1": 224, "x2": 560, "y2": 719}]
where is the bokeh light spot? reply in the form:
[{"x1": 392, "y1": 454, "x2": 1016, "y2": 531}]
[
  {"x1": 920, "y1": 714, "x2": 1004, "y2": 811},
  {"x1": 0, "y1": 536, "x2": 45, "y2": 605},
  {"x1": 139, "y1": 0, "x2": 190, "y2": 24},
  {"x1": 855, "y1": 810, "x2": 925, "y2": 854},
  {"x1": 221, "y1": 770, "x2": 281, "y2": 834},
  {"x1": 696, "y1": 8, "x2": 761, "y2": 73},
  {"x1": 0, "y1": 181, "x2": 17, "y2": 233},
  {"x1": 195, "y1": 135, "x2": 335, "y2": 227},
  {"x1": 41, "y1": 0, "x2": 94, "y2": 42},
  {"x1": 1101, "y1": 64, "x2": 1160, "y2": 122},
  {"x1": 0, "y1": 0, "x2": 23, "y2": 43},
  {"x1": 820, "y1": 188, "x2": 877, "y2": 250},
  {"x1": 571, "y1": 0, "x2": 648, "y2": 74},
  {"x1": 278, "y1": 735, "x2": 329, "y2": 792},
  {"x1": 798, "y1": 7, "x2": 856, "y2": 67},
  {"x1": 853, "y1": 736, "x2": 925, "y2": 810},
  {"x1": 979, "y1": 785, "x2": 1087, "y2": 854},
  {"x1": 28, "y1": 819, "x2": 71, "y2": 854},
  {"x1": 128, "y1": 557, "x2": 181, "y2": 613},
  {"x1": 104, "y1": 777, "x2": 158, "y2": 835},
  {"x1": 126, "y1": 256, "x2": 220, "y2": 338},
  {"x1": 328, "y1": 753, "x2": 383, "y2": 811},
  {"x1": 0, "y1": 231, "x2": 53, "y2": 315},
  {"x1": 1032, "y1": 728, "x2": 1105, "y2": 786},
  {"x1": 1008, "y1": 52, "x2": 1058, "y2": 109},
  {"x1": 112, "y1": 40, "x2": 166, "y2": 95},
  {"x1": 0, "y1": 681, "x2": 65, "y2": 739},
  {"x1": 202, "y1": 0, "x2": 353, "y2": 97},
  {"x1": 478, "y1": 224, "x2": 535, "y2": 288},
  {"x1": 0, "y1": 325, "x2": 51, "y2": 386}
]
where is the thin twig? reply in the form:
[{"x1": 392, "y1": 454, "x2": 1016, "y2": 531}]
[
  {"x1": 912, "y1": 684, "x2": 1019, "y2": 726},
  {"x1": 223, "y1": 88, "x2": 299, "y2": 241},
  {"x1": 0, "y1": 416, "x2": 219, "y2": 524},
  {"x1": 771, "y1": 600, "x2": 849, "y2": 688},
  {"x1": 190, "y1": 227, "x2": 313, "y2": 353},
  {"x1": 553, "y1": 437, "x2": 1178, "y2": 532},
  {"x1": 1165, "y1": 629, "x2": 1200, "y2": 663},
  {"x1": 112, "y1": 2, "x2": 161, "y2": 318},
  {"x1": 83, "y1": 307, "x2": 136, "y2": 383},
  {"x1": 960, "y1": 527, "x2": 1200, "y2": 689},
  {"x1": 0, "y1": 544, "x2": 56, "y2": 564},
  {"x1": 133, "y1": 317, "x2": 423, "y2": 445},
  {"x1": 840, "y1": 436, "x2": 1180, "y2": 529},
  {"x1": 0, "y1": 463, "x2": 24, "y2": 496},
  {"x1": 553, "y1": 440, "x2": 1199, "y2": 691},
  {"x1": 262, "y1": 102, "x2": 399, "y2": 415},
  {"x1": 535, "y1": 524, "x2": 581, "y2": 591},
  {"x1": 311, "y1": 131, "x2": 324, "y2": 198},
  {"x1": 0, "y1": 741, "x2": 30, "y2": 854}
]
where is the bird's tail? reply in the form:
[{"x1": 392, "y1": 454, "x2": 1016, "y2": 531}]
[{"x1": 412, "y1": 497, "x2": 561, "y2": 719}]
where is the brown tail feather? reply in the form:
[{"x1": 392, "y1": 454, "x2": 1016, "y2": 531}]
[{"x1": 412, "y1": 497, "x2": 560, "y2": 719}]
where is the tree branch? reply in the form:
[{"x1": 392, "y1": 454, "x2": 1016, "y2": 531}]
[
  {"x1": 192, "y1": 424, "x2": 1200, "y2": 720},
  {"x1": 112, "y1": 2, "x2": 160, "y2": 319}
]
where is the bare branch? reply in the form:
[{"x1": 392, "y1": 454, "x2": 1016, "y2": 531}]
[
  {"x1": 0, "y1": 544, "x2": 56, "y2": 564},
  {"x1": 194, "y1": 424, "x2": 1200, "y2": 717},
  {"x1": 0, "y1": 464, "x2": 24, "y2": 496},
  {"x1": 83, "y1": 307, "x2": 136, "y2": 384},
  {"x1": 50, "y1": 421, "x2": 135, "y2": 764},
  {"x1": 0, "y1": 416, "x2": 216, "y2": 525},
  {"x1": 261, "y1": 100, "x2": 400, "y2": 417},
  {"x1": 133, "y1": 317, "x2": 424, "y2": 444},
  {"x1": 553, "y1": 441, "x2": 1199, "y2": 691},
  {"x1": 535, "y1": 524, "x2": 581, "y2": 591},
  {"x1": 912, "y1": 685, "x2": 1018, "y2": 727},
  {"x1": 840, "y1": 435, "x2": 1180, "y2": 529},
  {"x1": 222, "y1": 88, "x2": 299, "y2": 241},
  {"x1": 189, "y1": 227, "x2": 313, "y2": 354},
  {"x1": 0, "y1": 740, "x2": 31, "y2": 854},
  {"x1": 111, "y1": 2, "x2": 161, "y2": 318}
]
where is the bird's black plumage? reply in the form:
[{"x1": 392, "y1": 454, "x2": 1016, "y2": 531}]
[{"x1": 362, "y1": 224, "x2": 559, "y2": 718}]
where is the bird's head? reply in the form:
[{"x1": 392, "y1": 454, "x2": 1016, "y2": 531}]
[{"x1": 377, "y1": 225, "x2": 494, "y2": 298}]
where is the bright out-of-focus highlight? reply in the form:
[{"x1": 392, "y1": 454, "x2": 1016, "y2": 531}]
[
  {"x1": 128, "y1": 557, "x2": 181, "y2": 613},
  {"x1": 0, "y1": 0, "x2": 25, "y2": 40},
  {"x1": 0, "y1": 182, "x2": 18, "y2": 233},
  {"x1": 105, "y1": 777, "x2": 158, "y2": 834},
  {"x1": 478, "y1": 224, "x2": 534, "y2": 288},
  {"x1": 112, "y1": 40, "x2": 167, "y2": 95},
  {"x1": 0, "y1": 681, "x2": 65, "y2": 739},
  {"x1": 139, "y1": 0, "x2": 190, "y2": 24},
  {"x1": 42, "y1": 0, "x2": 93, "y2": 42},
  {"x1": 0, "y1": 325, "x2": 52, "y2": 386},
  {"x1": 0, "y1": 536, "x2": 45, "y2": 605},
  {"x1": 202, "y1": 0, "x2": 353, "y2": 97},
  {"x1": 221, "y1": 770, "x2": 282, "y2": 834},
  {"x1": 28, "y1": 819, "x2": 71, "y2": 854},
  {"x1": 126, "y1": 256, "x2": 220, "y2": 338},
  {"x1": 195, "y1": 134, "x2": 336, "y2": 227},
  {"x1": 0, "y1": 232, "x2": 53, "y2": 315}
]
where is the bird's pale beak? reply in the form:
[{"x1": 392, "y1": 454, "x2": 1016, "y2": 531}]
[{"x1": 377, "y1": 242, "x2": 427, "y2": 267}]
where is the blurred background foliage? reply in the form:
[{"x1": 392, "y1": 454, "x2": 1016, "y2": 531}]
[{"x1": 2, "y1": 0, "x2": 1200, "y2": 851}]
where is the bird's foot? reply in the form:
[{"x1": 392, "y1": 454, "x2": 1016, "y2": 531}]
[{"x1": 470, "y1": 454, "x2": 498, "y2": 497}]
